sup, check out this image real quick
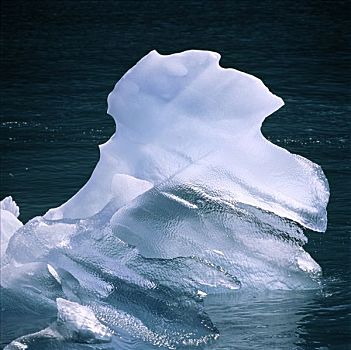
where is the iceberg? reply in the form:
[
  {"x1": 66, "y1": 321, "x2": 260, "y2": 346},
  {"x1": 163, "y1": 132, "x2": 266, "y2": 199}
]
[{"x1": 0, "y1": 50, "x2": 329, "y2": 349}]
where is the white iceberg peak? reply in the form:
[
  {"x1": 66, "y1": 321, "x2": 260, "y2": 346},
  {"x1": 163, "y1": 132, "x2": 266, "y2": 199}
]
[
  {"x1": 1, "y1": 196, "x2": 20, "y2": 218},
  {"x1": 1, "y1": 196, "x2": 23, "y2": 258},
  {"x1": 45, "y1": 50, "x2": 328, "y2": 232}
]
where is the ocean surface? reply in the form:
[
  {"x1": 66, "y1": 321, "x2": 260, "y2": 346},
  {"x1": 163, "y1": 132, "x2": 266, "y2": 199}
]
[{"x1": 1, "y1": 1, "x2": 350, "y2": 349}]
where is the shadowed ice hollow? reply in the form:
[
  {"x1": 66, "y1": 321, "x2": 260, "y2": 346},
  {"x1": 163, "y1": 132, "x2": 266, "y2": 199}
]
[{"x1": 1, "y1": 50, "x2": 329, "y2": 349}]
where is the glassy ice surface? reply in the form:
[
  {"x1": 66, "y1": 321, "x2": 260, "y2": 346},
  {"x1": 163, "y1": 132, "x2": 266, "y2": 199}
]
[{"x1": 0, "y1": 51, "x2": 332, "y2": 349}]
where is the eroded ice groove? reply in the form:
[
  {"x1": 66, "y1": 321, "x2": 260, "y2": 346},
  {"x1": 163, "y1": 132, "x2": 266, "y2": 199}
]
[{"x1": 1, "y1": 51, "x2": 329, "y2": 349}]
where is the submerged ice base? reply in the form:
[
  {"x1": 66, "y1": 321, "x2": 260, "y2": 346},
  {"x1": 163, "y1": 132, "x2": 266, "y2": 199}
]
[{"x1": 1, "y1": 50, "x2": 329, "y2": 349}]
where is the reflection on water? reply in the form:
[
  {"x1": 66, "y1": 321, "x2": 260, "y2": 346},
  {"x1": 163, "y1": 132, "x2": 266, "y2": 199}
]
[
  {"x1": 205, "y1": 291, "x2": 313, "y2": 349},
  {"x1": 204, "y1": 287, "x2": 350, "y2": 349}
]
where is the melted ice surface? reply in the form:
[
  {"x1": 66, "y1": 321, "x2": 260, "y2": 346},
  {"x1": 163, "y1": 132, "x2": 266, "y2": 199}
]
[{"x1": 45, "y1": 50, "x2": 329, "y2": 232}]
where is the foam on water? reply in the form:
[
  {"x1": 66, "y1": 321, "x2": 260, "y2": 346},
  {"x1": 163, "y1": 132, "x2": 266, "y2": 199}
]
[{"x1": 0, "y1": 50, "x2": 329, "y2": 349}]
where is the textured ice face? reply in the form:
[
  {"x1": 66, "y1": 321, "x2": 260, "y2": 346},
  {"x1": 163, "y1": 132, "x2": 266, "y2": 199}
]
[
  {"x1": 55, "y1": 298, "x2": 112, "y2": 343},
  {"x1": 1, "y1": 50, "x2": 329, "y2": 349}
]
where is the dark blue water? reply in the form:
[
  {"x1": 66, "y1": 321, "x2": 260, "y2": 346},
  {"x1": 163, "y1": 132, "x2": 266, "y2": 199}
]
[{"x1": 1, "y1": 1, "x2": 350, "y2": 349}]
